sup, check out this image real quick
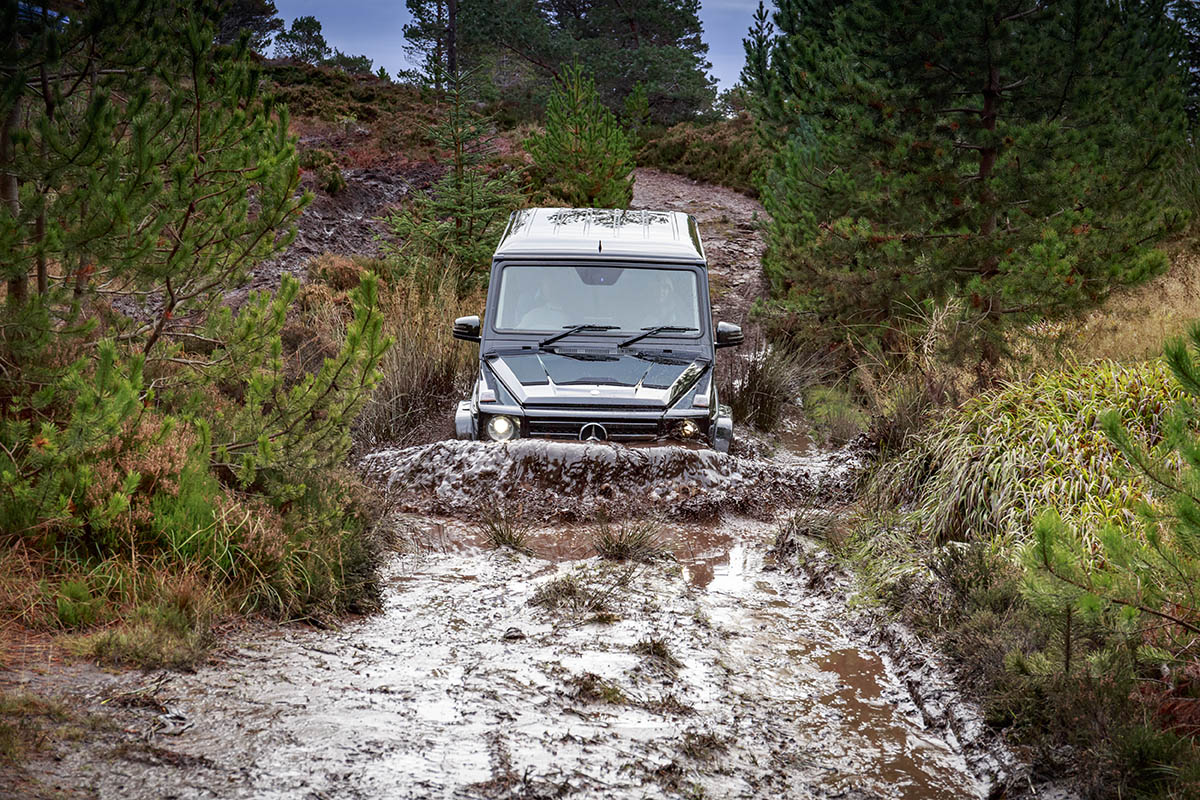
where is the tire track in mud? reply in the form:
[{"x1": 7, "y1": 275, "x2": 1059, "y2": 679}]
[{"x1": 3, "y1": 170, "x2": 1013, "y2": 800}]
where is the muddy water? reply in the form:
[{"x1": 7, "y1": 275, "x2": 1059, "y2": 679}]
[{"x1": 21, "y1": 443, "x2": 986, "y2": 800}]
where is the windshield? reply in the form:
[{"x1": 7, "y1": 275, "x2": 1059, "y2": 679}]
[{"x1": 494, "y1": 265, "x2": 702, "y2": 336}]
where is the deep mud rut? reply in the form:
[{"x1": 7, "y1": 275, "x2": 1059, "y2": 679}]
[{"x1": 4, "y1": 170, "x2": 1016, "y2": 799}]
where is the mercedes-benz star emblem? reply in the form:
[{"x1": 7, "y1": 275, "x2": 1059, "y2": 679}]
[{"x1": 579, "y1": 423, "x2": 608, "y2": 442}]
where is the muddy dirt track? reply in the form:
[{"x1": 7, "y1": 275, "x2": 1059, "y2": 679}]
[{"x1": 2, "y1": 170, "x2": 1031, "y2": 799}]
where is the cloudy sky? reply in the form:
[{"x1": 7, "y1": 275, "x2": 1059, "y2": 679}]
[{"x1": 272, "y1": 1, "x2": 760, "y2": 91}]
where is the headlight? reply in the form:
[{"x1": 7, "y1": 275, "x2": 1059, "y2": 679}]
[
  {"x1": 672, "y1": 419, "x2": 700, "y2": 440},
  {"x1": 486, "y1": 415, "x2": 518, "y2": 442}
]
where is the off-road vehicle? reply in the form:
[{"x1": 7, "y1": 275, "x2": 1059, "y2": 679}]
[{"x1": 452, "y1": 208, "x2": 743, "y2": 451}]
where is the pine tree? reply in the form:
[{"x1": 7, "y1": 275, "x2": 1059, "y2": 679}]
[
  {"x1": 740, "y1": 2, "x2": 772, "y2": 100},
  {"x1": 324, "y1": 49, "x2": 373, "y2": 75},
  {"x1": 526, "y1": 62, "x2": 634, "y2": 209},
  {"x1": 750, "y1": 0, "x2": 1190, "y2": 363},
  {"x1": 404, "y1": 0, "x2": 455, "y2": 88},
  {"x1": 1, "y1": 1, "x2": 308, "y2": 355},
  {"x1": 439, "y1": 0, "x2": 715, "y2": 124},
  {"x1": 1172, "y1": 0, "x2": 1200, "y2": 123},
  {"x1": 1, "y1": 0, "x2": 157, "y2": 306},
  {"x1": 118, "y1": 6, "x2": 309, "y2": 356},
  {"x1": 386, "y1": 68, "x2": 523, "y2": 292},
  {"x1": 274, "y1": 15, "x2": 329, "y2": 63},
  {"x1": 215, "y1": 0, "x2": 284, "y2": 52},
  {"x1": 0, "y1": 2, "x2": 389, "y2": 565},
  {"x1": 623, "y1": 82, "x2": 651, "y2": 150}
]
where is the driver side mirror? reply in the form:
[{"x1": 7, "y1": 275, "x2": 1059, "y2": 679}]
[
  {"x1": 715, "y1": 321, "x2": 744, "y2": 349},
  {"x1": 452, "y1": 315, "x2": 481, "y2": 343}
]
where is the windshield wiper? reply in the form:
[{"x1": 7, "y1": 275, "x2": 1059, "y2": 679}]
[
  {"x1": 618, "y1": 325, "x2": 698, "y2": 348},
  {"x1": 539, "y1": 324, "x2": 619, "y2": 347}
]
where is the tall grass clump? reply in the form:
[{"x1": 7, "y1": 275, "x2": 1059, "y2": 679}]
[
  {"x1": 1018, "y1": 328, "x2": 1200, "y2": 792},
  {"x1": 591, "y1": 518, "x2": 664, "y2": 563},
  {"x1": 477, "y1": 504, "x2": 533, "y2": 556},
  {"x1": 803, "y1": 386, "x2": 868, "y2": 446},
  {"x1": 867, "y1": 359, "x2": 1182, "y2": 551},
  {"x1": 349, "y1": 260, "x2": 479, "y2": 447},
  {"x1": 718, "y1": 341, "x2": 827, "y2": 433}
]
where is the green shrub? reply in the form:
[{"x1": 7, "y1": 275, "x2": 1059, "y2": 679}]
[
  {"x1": 0, "y1": 275, "x2": 390, "y2": 658},
  {"x1": 525, "y1": 62, "x2": 633, "y2": 208},
  {"x1": 1027, "y1": 327, "x2": 1200, "y2": 713},
  {"x1": 55, "y1": 581, "x2": 97, "y2": 630},
  {"x1": 847, "y1": 354, "x2": 1200, "y2": 796},
  {"x1": 298, "y1": 148, "x2": 346, "y2": 194},
  {"x1": 0, "y1": 5, "x2": 394, "y2": 669}
]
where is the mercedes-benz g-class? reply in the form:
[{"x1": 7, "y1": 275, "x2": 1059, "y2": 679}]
[{"x1": 452, "y1": 208, "x2": 743, "y2": 451}]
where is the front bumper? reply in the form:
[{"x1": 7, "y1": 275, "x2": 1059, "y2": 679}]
[{"x1": 456, "y1": 403, "x2": 732, "y2": 452}]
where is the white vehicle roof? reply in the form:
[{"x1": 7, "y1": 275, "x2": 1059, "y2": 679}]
[{"x1": 493, "y1": 208, "x2": 705, "y2": 263}]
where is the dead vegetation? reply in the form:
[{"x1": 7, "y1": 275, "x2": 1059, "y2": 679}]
[
  {"x1": 1065, "y1": 243, "x2": 1200, "y2": 363},
  {"x1": 679, "y1": 730, "x2": 727, "y2": 761},
  {"x1": 772, "y1": 507, "x2": 840, "y2": 562},
  {"x1": 529, "y1": 567, "x2": 635, "y2": 617},
  {"x1": 634, "y1": 636, "x2": 682, "y2": 676},
  {"x1": 568, "y1": 672, "x2": 628, "y2": 705},
  {"x1": 320, "y1": 257, "x2": 479, "y2": 450},
  {"x1": 718, "y1": 338, "x2": 830, "y2": 434}
]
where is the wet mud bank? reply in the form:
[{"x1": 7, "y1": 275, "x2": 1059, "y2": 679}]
[{"x1": 361, "y1": 439, "x2": 863, "y2": 520}]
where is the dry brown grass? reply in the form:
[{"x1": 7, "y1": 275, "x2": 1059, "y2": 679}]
[
  {"x1": 1061, "y1": 243, "x2": 1200, "y2": 363},
  {"x1": 354, "y1": 269, "x2": 480, "y2": 448},
  {"x1": 299, "y1": 254, "x2": 480, "y2": 449},
  {"x1": 0, "y1": 691, "x2": 70, "y2": 762}
]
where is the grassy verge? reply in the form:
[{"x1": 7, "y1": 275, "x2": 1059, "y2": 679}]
[
  {"x1": 839, "y1": 358, "x2": 1199, "y2": 797},
  {"x1": 0, "y1": 253, "x2": 474, "y2": 671}
]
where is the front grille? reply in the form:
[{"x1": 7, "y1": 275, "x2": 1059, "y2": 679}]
[{"x1": 525, "y1": 416, "x2": 661, "y2": 442}]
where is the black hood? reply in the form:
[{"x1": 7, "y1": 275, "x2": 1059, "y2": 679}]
[{"x1": 486, "y1": 349, "x2": 708, "y2": 408}]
